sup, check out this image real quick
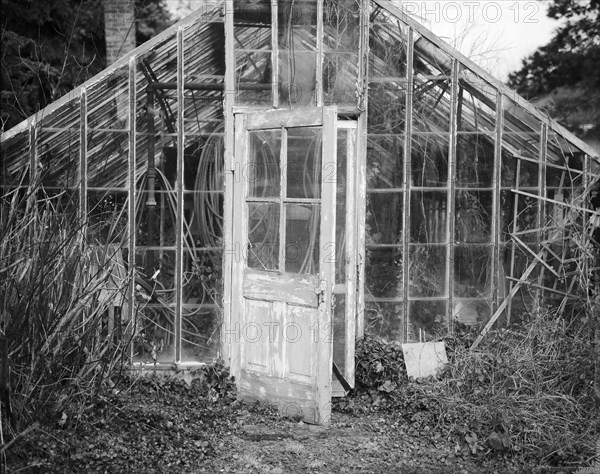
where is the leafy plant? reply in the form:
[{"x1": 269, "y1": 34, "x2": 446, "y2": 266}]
[{"x1": 354, "y1": 335, "x2": 407, "y2": 392}]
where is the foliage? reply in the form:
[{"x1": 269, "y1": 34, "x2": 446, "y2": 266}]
[
  {"x1": 6, "y1": 362, "x2": 242, "y2": 473},
  {"x1": 507, "y1": 0, "x2": 600, "y2": 140},
  {"x1": 342, "y1": 310, "x2": 599, "y2": 468},
  {"x1": 0, "y1": 178, "x2": 133, "y2": 437},
  {"x1": 354, "y1": 334, "x2": 408, "y2": 392},
  {"x1": 0, "y1": 0, "x2": 171, "y2": 131}
]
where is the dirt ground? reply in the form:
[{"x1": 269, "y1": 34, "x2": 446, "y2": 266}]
[{"x1": 7, "y1": 372, "x2": 585, "y2": 474}]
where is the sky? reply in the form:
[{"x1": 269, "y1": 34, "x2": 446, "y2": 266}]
[
  {"x1": 166, "y1": 0, "x2": 562, "y2": 81},
  {"x1": 404, "y1": 0, "x2": 561, "y2": 79}
]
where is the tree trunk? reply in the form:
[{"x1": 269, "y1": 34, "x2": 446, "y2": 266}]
[{"x1": 104, "y1": 0, "x2": 136, "y2": 66}]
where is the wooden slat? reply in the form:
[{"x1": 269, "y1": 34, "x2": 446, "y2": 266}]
[
  {"x1": 222, "y1": 0, "x2": 236, "y2": 365},
  {"x1": 246, "y1": 108, "x2": 324, "y2": 129},
  {"x1": 446, "y1": 58, "x2": 459, "y2": 328},
  {"x1": 174, "y1": 27, "x2": 185, "y2": 363},
  {"x1": 79, "y1": 88, "x2": 87, "y2": 220},
  {"x1": 127, "y1": 55, "x2": 137, "y2": 347},
  {"x1": 491, "y1": 91, "x2": 504, "y2": 311},
  {"x1": 401, "y1": 28, "x2": 414, "y2": 341},
  {"x1": 243, "y1": 271, "x2": 319, "y2": 308},
  {"x1": 471, "y1": 251, "x2": 543, "y2": 350}
]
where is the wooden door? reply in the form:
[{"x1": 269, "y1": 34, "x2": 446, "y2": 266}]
[{"x1": 232, "y1": 107, "x2": 337, "y2": 424}]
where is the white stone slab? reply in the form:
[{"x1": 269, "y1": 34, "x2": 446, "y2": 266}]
[{"x1": 402, "y1": 341, "x2": 448, "y2": 379}]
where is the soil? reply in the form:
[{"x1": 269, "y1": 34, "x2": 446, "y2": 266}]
[{"x1": 5, "y1": 373, "x2": 575, "y2": 474}]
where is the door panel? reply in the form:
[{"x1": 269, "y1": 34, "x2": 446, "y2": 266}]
[{"x1": 232, "y1": 107, "x2": 337, "y2": 424}]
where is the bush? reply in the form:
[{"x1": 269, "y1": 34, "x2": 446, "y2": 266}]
[{"x1": 0, "y1": 185, "x2": 131, "y2": 433}]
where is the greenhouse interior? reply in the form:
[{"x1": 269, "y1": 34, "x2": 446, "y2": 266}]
[{"x1": 1, "y1": 0, "x2": 599, "y2": 421}]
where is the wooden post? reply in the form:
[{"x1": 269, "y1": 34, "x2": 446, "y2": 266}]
[{"x1": 401, "y1": 27, "x2": 414, "y2": 341}]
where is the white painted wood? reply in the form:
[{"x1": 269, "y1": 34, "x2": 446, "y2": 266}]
[
  {"x1": 232, "y1": 107, "x2": 339, "y2": 424},
  {"x1": 221, "y1": 0, "x2": 235, "y2": 365}
]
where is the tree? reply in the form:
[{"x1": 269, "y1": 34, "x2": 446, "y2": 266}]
[
  {"x1": 0, "y1": 0, "x2": 171, "y2": 132},
  {"x1": 507, "y1": 0, "x2": 600, "y2": 142}
]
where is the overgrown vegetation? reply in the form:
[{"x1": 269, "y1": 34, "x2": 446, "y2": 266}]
[
  {"x1": 0, "y1": 183, "x2": 132, "y2": 449},
  {"x1": 343, "y1": 311, "x2": 599, "y2": 468}
]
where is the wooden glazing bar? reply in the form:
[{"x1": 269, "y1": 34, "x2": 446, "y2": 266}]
[
  {"x1": 357, "y1": 0, "x2": 370, "y2": 111},
  {"x1": 127, "y1": 55, "x2": 137, "y2": 352},
  {"x1": 355, "y1": 116, "x2": 368, "y2": 337},
  {"x1": 446, "y1": 58, "x2": 459, "y2": 330},
  {"x1": 175, "y1": 27, "x2": 185, "y2": 363},
  {"x1": 316, "y1": 0, "x2": 323, "y2": 106},
  {"x1": 505, "y1": 277, "x2": 575, "y2": 299},
  {"x1": 146, "y1": 82, "x2": 269, "y2": 91},
  {"x1": 536, "y1": 124, "x2": 548, "y2": 303},
  {"x1": 401, "y1": 27, "x2": 414, "y2": 341},
  {"x1": 279, "y1": 127, "x2": 287, "y2": 272},
  {"x1": 271, "y1": 0, "x2": 279, "y2": 108},
  {"x1": 28, "y1": 118, "x2": 38, "y2": 188},
  {"x1": 491, "y1": 91, "x2": 503, "y2": 313},
  {"x1": 507, "y1": 155, "x2": 522, "y2": 325},
  {"x1": 79, "y1": 88, "x2": 88, "y2": 223},
  {"x1": 344, "y1": 123, "x2": 357, "y2": 384}
]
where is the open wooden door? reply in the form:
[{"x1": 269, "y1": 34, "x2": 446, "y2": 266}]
[{"x1": 231, "y1": 107, "x2": 337, "y2": 424}]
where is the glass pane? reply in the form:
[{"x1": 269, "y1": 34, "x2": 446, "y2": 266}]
[
  {"x1": 87, "y1": 130, "x2": 129, "y2": 188},
  {"x1": 38, "y1": 128, "x2": 80, "y2": 189},
  {"x1": 408, "y1": 245, "x2": 446, "y2": 297},
  {"x1": 454, "y1": 246, "x2": 492, "y2": 297},
  {"x1": 453, "y1": 299, "x2": 491, "y2": 326},
  {"x1": 367, "y1": 192, "x2": 403, "y2": 245},
  {"x1": 181, "y1": 306, "x2": 221, "y2": 362},
  {"x1": 410, "y1": 191, "x2": 447, "y2": 243},
  {"x1": 365, "y1": 247, "x2": 403, "y2": 298},
  {"x1": 456, "y1": 133, "x2": 495, "y2": 187},
  {"x1": 413, "y1": 79, "x2": 451, "y2": 133},
  {"x1": 286, "y1": 127, "x2": 322, "y2": 199},
  {"x1": 411, "y1": 134, "x2": 449, "y2": 187},
  {"x1": 136, "y1": 191, "x2": 177, "y2": 248},
  {"x1": 87, "y1": 191, "x2": 128, "y2": 245},
  {"x1": 455, "y1": 190, "x2": 492, "y2": 244},
  {"x1": 367, "y1": 83, "x2": 406, "y2": 135},
  {"x1": 366, "y1": 134, "x2": 404, "y2": 188},
  {"x1": 279, "y1": 51, "x2": 318, "y2": 106},
  {"x1": 133, "y1": 303, "x2": 176, "y2": 364},
  {"x1": 249, "y1": 130, "x2": 281, "y2": 198},
  {"x1": 365, "y1": 301, "x2": 405, "y2": 341},
  {"x1": 248, "y1": 202, "x2": 280, "y2": 271},
  {"x1": 409, "y1": 300, "x2": 447, "y2": 341},
  {"x1": 285, "y1": 203, "x2": 320, "y2": 274},
  {"x1": 323, "y1": 52, "x2": 359, "y2": 106},
  {"x1": 235, "y1": 51, "x2": 272, "y2": 105},
  {"x1": 279, "y1": 0, "x2": 318, "y2": 50}
]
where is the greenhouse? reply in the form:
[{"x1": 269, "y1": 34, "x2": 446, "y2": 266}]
[{"x1": 1, "y1": 0, "x2": 598, "y2": 424}]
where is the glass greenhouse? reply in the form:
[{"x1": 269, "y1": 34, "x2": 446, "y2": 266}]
[{"x1": 2, "y1": 0, "x2": 598, "y2": 423}]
